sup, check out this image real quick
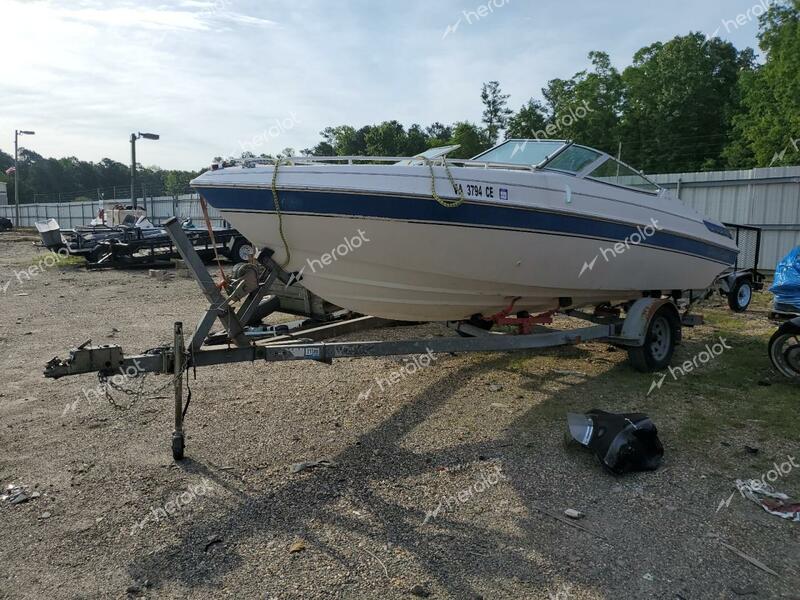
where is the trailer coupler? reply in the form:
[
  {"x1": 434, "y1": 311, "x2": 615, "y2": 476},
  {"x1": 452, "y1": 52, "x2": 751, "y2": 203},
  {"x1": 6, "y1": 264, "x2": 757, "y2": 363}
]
[{"x1": 43, "y1": 341, "x2": 172, "y2": 379}]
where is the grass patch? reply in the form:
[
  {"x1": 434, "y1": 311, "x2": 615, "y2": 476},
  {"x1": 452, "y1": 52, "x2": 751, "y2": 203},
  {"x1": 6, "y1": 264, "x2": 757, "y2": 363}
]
[{"x1": 26, "y1": 252, "x2": 84, "y2": 269}]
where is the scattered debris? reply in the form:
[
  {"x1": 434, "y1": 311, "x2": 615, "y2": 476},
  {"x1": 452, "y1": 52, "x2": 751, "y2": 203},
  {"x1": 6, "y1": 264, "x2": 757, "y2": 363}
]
[
  {"x1": 563, "y1": 508, "x2": 585, "y2": 520},
  {"x1": 642, "y1": 573, "x2": 654, "y2": 581},
  {"x1": 410, "y1": 584, "x2": 430, "y2": 597},
  {"x1": 490, "y1": 402, "x2": 509, "y2": 409},
  {"x1": 731, "y1": 584, "x2": 757, "y2": 596},
  {"x1": 290, "y1": 458, "x2": 337, "y2": 474},
  {"x1": 289, "y1": 539, "x2": 306, "y2": 554},
  {"x1": 718, "y1": 540, "x2": 780, "y2": 578},
  {"x1": 1, "y1": 484, "x2": 39, "y2": 505},
  {"x1": 553, "y1": 369, "x2": 587, "y2": 377},
  {"x1": 530, "y1": 504, "x2": 607, "y2": 541},
  {"x1": 487, "y1": 383, "x2": 503, "y2": 392},
  {"x1": 734, "y1": 479, "x2": 800, "y2": 522},
  {"x1": 39, "y1": 512, "x2": 51, "y2": 520},
  {"x1": 566, "y1": 410, "x2": 663, "y2": 474},
  {"x1": 204, "y1": 536, "x2": 223, "y2": 552},
  {"x1": 357, "y1": 546, "x2": 389, "y2": 578}
]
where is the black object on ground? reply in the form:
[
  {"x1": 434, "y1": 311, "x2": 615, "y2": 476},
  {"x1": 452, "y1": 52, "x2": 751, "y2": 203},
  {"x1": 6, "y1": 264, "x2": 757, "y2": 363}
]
[{"x1": 567, "y1": 410, "x2": 664, "y2": 474}]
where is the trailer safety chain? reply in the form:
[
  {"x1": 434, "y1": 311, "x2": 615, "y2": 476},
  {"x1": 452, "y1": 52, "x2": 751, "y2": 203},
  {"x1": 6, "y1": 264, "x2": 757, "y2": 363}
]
[
  {"x1": 271, "y1": 158, "x2": 292, "y2": 267},
  {"x1": 419, "y1": 157, "x2": 465, "y2": 208},
  {"x1": 99, "y1": 359, "x2": 189, "y2": 411}
]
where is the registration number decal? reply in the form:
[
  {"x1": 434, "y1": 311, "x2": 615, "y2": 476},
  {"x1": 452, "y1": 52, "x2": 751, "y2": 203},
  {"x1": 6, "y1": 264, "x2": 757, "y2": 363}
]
[{"x1": 452, "y1": 183, "x2": 499, "y2": 199}]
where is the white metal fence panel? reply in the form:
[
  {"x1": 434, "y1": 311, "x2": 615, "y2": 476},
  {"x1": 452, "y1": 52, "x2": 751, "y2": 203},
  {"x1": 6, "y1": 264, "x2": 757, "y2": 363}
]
[{"x1": 0, "y1": 194, "x2": 227, "y2": 229}]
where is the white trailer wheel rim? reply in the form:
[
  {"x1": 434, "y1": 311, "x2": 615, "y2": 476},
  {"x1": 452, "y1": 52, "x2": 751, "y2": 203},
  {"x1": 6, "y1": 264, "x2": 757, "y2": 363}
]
[
  {"x1": 649, "y1": 316, "x2": 671, "y2": 363},
  {"x1": 737, "y1": 283, "x2": 752, "y2": 308}
]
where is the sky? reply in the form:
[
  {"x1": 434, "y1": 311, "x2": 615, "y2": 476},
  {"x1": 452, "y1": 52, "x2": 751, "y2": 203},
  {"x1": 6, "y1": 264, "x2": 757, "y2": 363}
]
[{"x1": 0, "y1": 0, "x2": 773, "y2": 171}]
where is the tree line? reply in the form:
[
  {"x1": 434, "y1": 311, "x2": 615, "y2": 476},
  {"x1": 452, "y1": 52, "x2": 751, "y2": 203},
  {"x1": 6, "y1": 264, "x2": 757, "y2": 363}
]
[{"x1": 1, "y1": 1, "x2": 797, "y2": 204}]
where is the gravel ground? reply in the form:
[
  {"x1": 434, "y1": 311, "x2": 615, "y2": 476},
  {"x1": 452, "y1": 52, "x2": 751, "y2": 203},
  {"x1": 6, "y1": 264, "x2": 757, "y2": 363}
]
[{"x1": 0, "y1": 233, "x2": 798, "y2": 600}]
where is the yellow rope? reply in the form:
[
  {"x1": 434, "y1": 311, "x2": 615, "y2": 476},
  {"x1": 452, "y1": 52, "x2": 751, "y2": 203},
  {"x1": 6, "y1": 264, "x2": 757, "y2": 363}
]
[
  {"x1": 270, "y1": 155, "x2": 461, "y2": 270},
  {"x1": 271, "y1": 158, "x2": 292, "y2": 267},
  {"x1": 421, "y1": 157, "x2": 465, "y2": 208}
]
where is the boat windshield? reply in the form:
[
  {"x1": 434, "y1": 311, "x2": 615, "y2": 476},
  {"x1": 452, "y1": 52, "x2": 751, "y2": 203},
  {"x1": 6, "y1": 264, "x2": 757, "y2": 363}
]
[{"x1": 471, "y1": 140, "x2": 566, "y2": 166}]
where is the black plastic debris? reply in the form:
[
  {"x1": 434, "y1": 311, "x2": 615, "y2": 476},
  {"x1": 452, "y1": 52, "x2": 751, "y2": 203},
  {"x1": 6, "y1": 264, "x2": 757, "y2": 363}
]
[{"x1": 567, "y1": 410, "x2": 663, "y2": 474}]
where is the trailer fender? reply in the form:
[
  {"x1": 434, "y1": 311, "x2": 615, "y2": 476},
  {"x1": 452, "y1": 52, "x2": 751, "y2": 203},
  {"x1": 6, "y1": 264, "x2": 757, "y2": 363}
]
[{"x1": 615, "y1": 298, "x2": 681, "y2": 347}]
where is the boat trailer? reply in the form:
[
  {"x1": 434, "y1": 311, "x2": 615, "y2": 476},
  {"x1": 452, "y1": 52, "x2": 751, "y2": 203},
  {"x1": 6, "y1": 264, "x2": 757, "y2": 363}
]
[{"x1": 44, "y1": 217, "x2": 686, "y2": 460}]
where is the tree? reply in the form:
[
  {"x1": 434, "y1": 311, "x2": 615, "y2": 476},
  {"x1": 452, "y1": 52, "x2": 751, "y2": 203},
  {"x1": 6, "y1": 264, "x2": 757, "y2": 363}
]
[
  {"x1": 620, "y1": 33, "x2": 755, "y2": 173},
  {"x1": 405, "y1": 124, "x2": 430, "y2": 155},
  {"x1": 165, "y1": 171, "x2": 193, "y2": 198},
  {"x1": 447, "y1": 122, "x2": 491, "y2": 159},
  {"x1": 425, "y1": 122, "x2": 453, "y2": 147},
  {"x1": 724, "y1": 0, "x2": 800, "y2": 167},
  {"x1": 541, "y1": 51, "x2": 624, "y2": 154},
  {"x1": 481, "y1": 81, "x2": 513, "y2": 144},
  {"x1": 365, "y1": 121, "x2": 407, "y2": 156},
  {"x1": 506, "y1": 99, "x2": 549, "y2": 139}
]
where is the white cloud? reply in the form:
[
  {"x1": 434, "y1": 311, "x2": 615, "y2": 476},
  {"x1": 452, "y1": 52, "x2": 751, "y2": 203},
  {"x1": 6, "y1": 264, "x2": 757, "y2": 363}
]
[{"x1": 0, "y1": 0, "x2": 766, "y2": 171}]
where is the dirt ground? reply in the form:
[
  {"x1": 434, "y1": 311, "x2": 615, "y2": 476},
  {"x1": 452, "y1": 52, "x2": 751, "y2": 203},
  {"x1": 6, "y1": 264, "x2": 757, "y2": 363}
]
[{"x1": 0, "y1": 233, "x2": 798, "y2": 600}]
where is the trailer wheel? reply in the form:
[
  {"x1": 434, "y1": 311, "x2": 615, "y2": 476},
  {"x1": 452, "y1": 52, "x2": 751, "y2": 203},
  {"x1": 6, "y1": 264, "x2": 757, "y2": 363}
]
[
  {"x1": 229, "y1": 238, "x2": 255, "y2": 262},
  {"x1": 627, "y1": 305, "x2": 680, "y2": 373},
  {"x1": 768, "y1": 320, "x2": 800, "y2": 380},
  {"x1": 727, "y1": 278, "x2": 753, "y2": 313}
]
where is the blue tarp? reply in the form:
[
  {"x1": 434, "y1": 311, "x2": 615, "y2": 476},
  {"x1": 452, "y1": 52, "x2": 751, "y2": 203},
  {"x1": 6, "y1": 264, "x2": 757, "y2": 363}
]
[{"x1": 770, "y1": 246, "x2": 800, "y2": 308}]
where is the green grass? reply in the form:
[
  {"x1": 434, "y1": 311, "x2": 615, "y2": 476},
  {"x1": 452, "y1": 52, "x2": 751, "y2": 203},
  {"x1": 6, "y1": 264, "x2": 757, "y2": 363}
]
[
  {"x1": 501, "y1": 298, "x2": 798, "y2": 465},
  {"x1": 26, "y1": 252, "x2": 85, "y2": 269}
]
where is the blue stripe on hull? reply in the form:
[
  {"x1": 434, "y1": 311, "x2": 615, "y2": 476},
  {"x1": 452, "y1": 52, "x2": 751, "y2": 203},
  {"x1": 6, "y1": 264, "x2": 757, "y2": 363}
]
[{"x1": 196, "y1": 186, "x2": 738, "y2": 266}]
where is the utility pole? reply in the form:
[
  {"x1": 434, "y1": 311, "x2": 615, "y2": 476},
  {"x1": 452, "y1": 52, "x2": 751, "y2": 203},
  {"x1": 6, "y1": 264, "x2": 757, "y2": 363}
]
[
  {"x1": 130, "y1": 133, "x2": 137, "y2": 209},
  {"x1": 130, "y1": 132, "x2": 159, "y2": 210},
  {"x1": 13, "y1": 129, "x2": 35, "y2": 227}
]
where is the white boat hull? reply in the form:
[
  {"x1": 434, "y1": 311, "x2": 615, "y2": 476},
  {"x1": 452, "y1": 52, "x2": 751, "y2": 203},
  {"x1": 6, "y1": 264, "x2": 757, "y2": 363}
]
[{"x1": 193, "y1": 163, "x2": 738, "y2": 321}]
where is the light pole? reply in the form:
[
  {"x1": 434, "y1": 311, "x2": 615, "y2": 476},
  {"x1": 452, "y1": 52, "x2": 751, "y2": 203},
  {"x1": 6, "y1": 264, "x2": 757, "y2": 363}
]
[
  {"x1": 14, "y1": 129, "x2": 35, "y2": 227},
  {"x1": 130, "y1": 132, "x2": 159, "y2": 209}
]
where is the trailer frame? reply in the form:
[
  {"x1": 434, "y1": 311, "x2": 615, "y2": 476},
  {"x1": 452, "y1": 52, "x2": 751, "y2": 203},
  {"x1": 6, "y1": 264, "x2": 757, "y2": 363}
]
[{"x1": 44, "y1": 217, "x2": 684, "y2": 460}]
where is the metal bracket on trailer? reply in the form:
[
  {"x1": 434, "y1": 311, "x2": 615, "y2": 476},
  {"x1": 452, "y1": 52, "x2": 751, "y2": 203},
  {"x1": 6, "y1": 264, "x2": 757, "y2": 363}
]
[{"x1": 606, "y1": 297, "x2": 681, "y2": 347}]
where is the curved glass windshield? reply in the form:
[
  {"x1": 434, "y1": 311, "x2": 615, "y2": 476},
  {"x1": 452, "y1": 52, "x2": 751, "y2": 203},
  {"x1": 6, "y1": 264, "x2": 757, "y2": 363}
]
[
  {"x1": 587, "y1": 158, "x2": 659, "y2": 192},
  {"x1": 544, "y1": 146, "x2": 602, "y2": 174},
  {"x1": 471, "y1": 140, "x2": 565, "y2": 166}
]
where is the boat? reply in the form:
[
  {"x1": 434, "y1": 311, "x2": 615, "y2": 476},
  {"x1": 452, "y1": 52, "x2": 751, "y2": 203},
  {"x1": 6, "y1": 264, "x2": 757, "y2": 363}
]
[{"x1": 190, "y1": 139, "x2": 738, "y2": 322}]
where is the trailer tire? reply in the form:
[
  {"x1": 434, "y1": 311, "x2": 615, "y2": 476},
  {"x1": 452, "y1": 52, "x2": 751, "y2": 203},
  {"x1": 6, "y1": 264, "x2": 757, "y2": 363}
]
[
  {"x1": 727, "y1": 278, "x2": 753, "y2": 313},
  {"x1": 627, "y1": 305, "x2": 680, "y2": 373},
  {"x1": 229, "y1": 238, "x2": 255, "y2": 262},
  {"x1": 768, "y1": 319, "x2": 800, "y2": 380}
]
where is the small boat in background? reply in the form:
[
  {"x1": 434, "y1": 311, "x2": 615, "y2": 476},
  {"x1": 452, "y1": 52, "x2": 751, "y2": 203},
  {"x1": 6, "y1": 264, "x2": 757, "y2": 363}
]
[{"x1": 191, "y1": 140, "x2": 738, "y2": 322}]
